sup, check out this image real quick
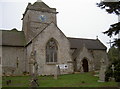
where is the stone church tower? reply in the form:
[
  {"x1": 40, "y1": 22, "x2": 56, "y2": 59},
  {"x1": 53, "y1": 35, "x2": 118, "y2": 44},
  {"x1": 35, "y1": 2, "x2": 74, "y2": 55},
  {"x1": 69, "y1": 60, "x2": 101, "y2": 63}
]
[
  {"x1": 22, "y1": 0, "x2": 57, "y2": 43},
  {"x1": 1, "y1": 1, "x2": 108, "y2": 76}
]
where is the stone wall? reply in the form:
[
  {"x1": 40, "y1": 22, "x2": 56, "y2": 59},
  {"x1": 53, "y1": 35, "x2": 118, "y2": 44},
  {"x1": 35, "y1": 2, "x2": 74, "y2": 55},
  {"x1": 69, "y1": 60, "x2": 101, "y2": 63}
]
[
  {"x1": 2, "y1": 46, "x2": 26, "y2": 75},
  {"x1": 92, "y1": 50, "x2": 108, "y2": 70},
  {"x1": 22, "y1": 10, "x2": 30, "y2": 43},
  {"x1": 0, "y1": 46, "x2": 2, "y2": 65},
  {"x1": 26, "y1": 42, "x2": 33, "y2": 74}
]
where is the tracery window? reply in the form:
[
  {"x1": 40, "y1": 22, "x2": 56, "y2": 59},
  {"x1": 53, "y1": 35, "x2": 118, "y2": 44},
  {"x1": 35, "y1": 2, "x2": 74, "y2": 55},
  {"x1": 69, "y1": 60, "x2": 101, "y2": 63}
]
[{"x1": 46, "y1": 38, "x2": 58, "y2": 62}]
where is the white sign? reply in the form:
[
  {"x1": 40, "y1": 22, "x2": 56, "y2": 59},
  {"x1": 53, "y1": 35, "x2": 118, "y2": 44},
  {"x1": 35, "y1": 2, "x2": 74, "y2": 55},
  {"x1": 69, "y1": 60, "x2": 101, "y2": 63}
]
[{"x1": 57, "y1": 64, "x2": 68, "y2": 69}]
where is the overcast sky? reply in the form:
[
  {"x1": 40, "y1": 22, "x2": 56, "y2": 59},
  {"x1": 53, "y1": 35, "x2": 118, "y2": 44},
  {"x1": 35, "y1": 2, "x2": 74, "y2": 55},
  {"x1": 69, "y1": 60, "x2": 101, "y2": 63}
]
[{"x1": 0, "y1": 0, "x2": 118, "y2": 50}]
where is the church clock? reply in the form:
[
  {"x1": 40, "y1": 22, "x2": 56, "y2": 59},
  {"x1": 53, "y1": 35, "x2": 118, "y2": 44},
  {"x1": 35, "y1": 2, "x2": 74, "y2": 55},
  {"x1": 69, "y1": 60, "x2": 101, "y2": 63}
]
[{"x1": 39, "y1": 15, "x2": 46, "y2": 22}]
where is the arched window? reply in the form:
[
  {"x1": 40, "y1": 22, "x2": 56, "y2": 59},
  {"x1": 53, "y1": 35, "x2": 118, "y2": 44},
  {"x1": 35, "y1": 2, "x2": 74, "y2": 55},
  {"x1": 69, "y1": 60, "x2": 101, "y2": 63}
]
[{"x1": 46, "y1": 38, "x2": 58, "y2": 62}]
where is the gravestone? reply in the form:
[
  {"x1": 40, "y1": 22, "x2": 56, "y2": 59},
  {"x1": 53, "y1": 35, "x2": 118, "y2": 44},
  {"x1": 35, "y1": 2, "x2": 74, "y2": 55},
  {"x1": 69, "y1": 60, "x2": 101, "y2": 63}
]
[
  {"x1": 98, "y1": 58, "x2": 106, "y2": 82},
  {"x1": 6, "y1": 80, "x2": 12, "y2": 86},
  {"x1": 30, "y1": 74, "x2": 39, "y2": 89},
  {"x1": 111, "y1": 64, "x2": 115, "y2": 81},
  {"x1": 54, "y1": 65, "x2": 60, "y2": 79},
  {"x1": 29, "y1": 51, "x2": 39, "y2": 88}
]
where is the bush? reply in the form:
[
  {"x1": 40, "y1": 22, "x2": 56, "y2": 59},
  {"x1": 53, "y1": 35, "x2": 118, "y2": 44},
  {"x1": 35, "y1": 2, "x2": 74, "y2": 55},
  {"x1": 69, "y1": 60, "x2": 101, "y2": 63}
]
[
  {"x1": 81, "y1": 81, "x2": 85, "y2": 84},
  {"x1": 114, "y1": 62, "x2": 120, "y2": 82},
  {"x1": 105, "y1": 59, "x2": 120, "y2": 82},
  {"x1": 105, "y1": 65, "x2": 113, "y2": 82},
  {"x1": 23, "y1": 71, "x2": 29, "y2": 75}
]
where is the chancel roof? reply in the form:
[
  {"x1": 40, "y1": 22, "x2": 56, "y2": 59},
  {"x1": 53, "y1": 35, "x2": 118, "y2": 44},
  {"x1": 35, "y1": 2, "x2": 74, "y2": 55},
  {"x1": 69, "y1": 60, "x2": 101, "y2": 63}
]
[{"x1": 68, "y1": 37, "x2": 107, "y2": 50}]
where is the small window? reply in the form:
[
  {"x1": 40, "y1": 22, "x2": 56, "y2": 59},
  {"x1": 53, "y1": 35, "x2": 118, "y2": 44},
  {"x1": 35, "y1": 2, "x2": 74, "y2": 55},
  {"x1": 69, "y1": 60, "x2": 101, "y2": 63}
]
[{"x1": 46, "y1": 38, "x2": 58, "y2": 63}]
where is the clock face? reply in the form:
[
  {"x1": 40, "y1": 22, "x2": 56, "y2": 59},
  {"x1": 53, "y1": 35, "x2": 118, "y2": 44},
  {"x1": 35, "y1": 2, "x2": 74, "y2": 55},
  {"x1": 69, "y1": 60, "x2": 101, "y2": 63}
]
[{"x1": 39, "y1": 15, "x2": 46, "y2": 22}]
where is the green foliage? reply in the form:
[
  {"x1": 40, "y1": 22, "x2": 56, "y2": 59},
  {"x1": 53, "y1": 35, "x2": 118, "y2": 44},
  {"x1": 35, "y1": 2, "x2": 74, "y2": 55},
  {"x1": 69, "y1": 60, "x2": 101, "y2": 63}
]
[
  {"x1": 106, "y1": 47, "x2": 120, "y2": 82},
  {"x1": 97, "y1": 1, "x2": 120, "y2": 49},
  {"x1": 114, "y1": 60, "x2": 120, "y2": 82},
  {"x1": 105, "y1": 65, "x2": 113, "y2": 82},
  {"x1": 103, "y1": 23, "x2": 120, "y2": 38},
  {"x1": 108, "y1": 47, "x2": 119, "y2": 62},
  {"x1": 97, "y1": 2, "x2": 120, "y2": 15},
  {"x1": 105, "y1": 59, "x2": 120, "y2": 82},
  {"x1": 113, "y1": 39, "x2": 120, "y2": 49}
]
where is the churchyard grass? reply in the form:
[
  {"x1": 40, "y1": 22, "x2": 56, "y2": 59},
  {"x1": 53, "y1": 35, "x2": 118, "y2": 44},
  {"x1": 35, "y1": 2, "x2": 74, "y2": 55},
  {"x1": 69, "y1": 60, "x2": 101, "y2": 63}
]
[{"x1": 2, "y1": 72, "x2": 118, "y2": 87}]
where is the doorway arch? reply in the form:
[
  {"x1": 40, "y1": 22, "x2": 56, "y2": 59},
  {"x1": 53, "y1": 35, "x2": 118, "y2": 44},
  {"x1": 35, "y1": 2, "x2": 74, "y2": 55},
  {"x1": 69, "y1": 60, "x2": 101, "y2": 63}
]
[{"x1": 82, "y1": 59, "x2": 89, "y2": 72}]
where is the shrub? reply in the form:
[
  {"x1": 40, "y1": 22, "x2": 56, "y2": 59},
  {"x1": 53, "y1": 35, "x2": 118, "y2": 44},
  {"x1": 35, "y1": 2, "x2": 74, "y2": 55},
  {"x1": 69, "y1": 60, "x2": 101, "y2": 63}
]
[
  {"x1": 105, "y1": 59, "x2": 120, "y2": 82},
  {"x1": 81, "y1": 81, "x2": 85, "y2": 84},
  {"x1": 23, "y1": 71, "x2": 29, "y2": 75},
  {"x1": 105, "y1": 65, "x2": 113, "y2": 82}
]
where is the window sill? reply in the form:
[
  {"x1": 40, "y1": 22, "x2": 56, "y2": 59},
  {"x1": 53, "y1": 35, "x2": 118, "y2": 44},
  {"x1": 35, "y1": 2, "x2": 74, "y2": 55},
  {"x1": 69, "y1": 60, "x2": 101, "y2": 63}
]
[{"x1": 46, "y1": 62, "x2": 58, "y2": 65}]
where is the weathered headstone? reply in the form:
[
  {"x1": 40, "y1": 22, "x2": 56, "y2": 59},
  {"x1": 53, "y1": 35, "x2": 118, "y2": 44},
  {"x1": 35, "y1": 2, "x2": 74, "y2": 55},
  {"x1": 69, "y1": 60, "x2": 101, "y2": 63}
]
[
  {"x1": 98, "y1": 58, "x2": 106, "y2": 82},
  {"x1": 111, "y1": 64, "x2": 115, "y2": 81},
  {"x1": 30, "y1": 75, "x2": 39, "y2": 89},
  {"x1": 6, "y1": 80, "x2": 11, "y2": 86},
  {"x1": 111, "y1": 64, "x2": 115, "y2": 72},
  {"x1": 29, "y1": 51, "x2": 39, "y2": 88},
  {"x1": 54, "y1": 65, "x2": 60, "y2": 79}
]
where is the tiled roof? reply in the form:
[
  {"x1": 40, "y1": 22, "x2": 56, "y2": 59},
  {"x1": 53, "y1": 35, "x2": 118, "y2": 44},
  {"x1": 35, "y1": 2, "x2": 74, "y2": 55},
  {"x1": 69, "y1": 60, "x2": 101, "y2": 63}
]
[
  {"x1": 68, "y1": 37, "x2": 107, "y2": 50},
  {"x1": 1, "y1": 29, "x2": 26, "y2": 46}
]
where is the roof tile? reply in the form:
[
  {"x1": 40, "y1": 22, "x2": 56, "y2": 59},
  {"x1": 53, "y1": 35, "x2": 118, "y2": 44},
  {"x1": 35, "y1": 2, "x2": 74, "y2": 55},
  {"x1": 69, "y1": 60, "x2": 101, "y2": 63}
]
[{"x1": 68, "y1": 37, "x2": 107, "y2": 50}]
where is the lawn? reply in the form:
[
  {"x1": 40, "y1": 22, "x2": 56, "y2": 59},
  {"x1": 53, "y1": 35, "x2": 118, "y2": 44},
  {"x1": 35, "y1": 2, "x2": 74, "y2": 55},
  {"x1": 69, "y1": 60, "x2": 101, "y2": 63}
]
[{"x1": 2, "y1": 72, "x2": 118, "y2": 87}]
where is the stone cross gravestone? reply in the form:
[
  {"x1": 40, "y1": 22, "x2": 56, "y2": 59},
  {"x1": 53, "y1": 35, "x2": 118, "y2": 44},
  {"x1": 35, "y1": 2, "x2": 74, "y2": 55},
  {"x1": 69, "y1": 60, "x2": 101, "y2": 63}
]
[
  {"x1": 111, "y1": 64, "x2": 115, "y2": 73},
  {"x1": 98, "y1": 58, "x2": 106, "y2": 82},
  {"x1": 111, "y1": 64, "x2": 115, "y2": 81}
]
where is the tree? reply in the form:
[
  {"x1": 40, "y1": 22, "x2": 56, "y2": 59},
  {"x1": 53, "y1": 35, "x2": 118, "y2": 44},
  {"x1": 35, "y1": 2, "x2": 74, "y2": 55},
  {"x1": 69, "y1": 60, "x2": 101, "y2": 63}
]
[
  {"x1": 97, "y1": 1, "x2": 120, "y2": 82},
  {"x1": 108, "y1": 46, "x2": 119, "y2": 62},
  {"x1": 97, "y1": 1, "x2": 120, "y2": 49}
]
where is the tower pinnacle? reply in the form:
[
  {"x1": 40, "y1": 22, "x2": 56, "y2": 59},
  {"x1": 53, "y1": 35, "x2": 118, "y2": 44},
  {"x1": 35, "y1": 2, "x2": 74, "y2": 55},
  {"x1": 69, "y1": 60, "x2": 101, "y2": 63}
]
[{"x1": 36, "y1": 0, "x2": 43, "y2": 2}]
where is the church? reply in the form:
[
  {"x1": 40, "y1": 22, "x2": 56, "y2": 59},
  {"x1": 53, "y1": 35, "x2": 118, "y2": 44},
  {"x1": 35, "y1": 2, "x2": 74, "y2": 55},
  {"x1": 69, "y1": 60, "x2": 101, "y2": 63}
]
[{"x1": 1, "y1": 1, "x2": 108, "y2": 75}]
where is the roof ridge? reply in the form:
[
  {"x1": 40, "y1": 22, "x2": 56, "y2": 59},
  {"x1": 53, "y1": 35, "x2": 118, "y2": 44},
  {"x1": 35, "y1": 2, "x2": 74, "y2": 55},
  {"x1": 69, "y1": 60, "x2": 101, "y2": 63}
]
[
  {"x1": 0, "y1": 30, "x2": 23, "y2": 32},
  {"x1": 32, "y1": 1, "x2": 50, "y2": 8},
  {"x1": 67, "y1": 37, "x2": 96, "y2": 41},
  {"x1": 68, "y1": 37, "x2": 107, "y2": 50}
]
